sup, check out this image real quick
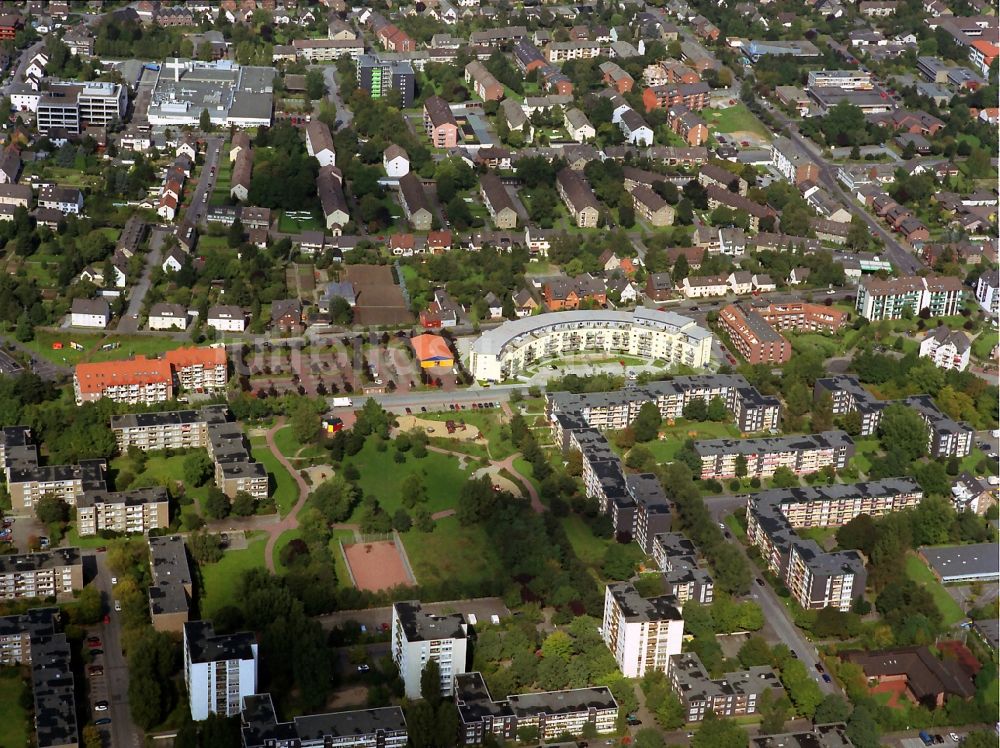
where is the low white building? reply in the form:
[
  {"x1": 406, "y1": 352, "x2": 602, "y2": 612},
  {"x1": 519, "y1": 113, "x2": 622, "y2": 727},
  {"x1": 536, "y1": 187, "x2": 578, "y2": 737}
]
[
  {"x1": 70, "y1": 298, "x2": 110, "y2": 328},
  {"x1": 207, "y1": 304, "x2": 246, "y2": 333},
  {"x1": 602, "y1": 581, "x2": 684, "y2": 678},
  {"x1": 148, "y1": 302, "x2": 189, "y2": 331},
  {"x1": 38, "y1": 185, "x2": 83, "y2": 215},
  {"x1": 975, "y1": 269, "x2": 999, "y2": 316},
  {"x1": 183, "y1": 621, "x2": 257, "y2": 721},
  {"x1": 918, "y1": 327, "x2": 971, "y2": 372},
  {"x1": 390, "y1": 600, "x2": 468, "y2": 700}
]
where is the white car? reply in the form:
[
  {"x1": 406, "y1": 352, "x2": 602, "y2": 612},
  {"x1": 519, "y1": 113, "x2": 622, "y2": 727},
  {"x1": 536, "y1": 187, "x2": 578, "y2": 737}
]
[
  {"x1": 110, "y1": 577, "x2": 117, "y2": 585},
  {"x1": 948, "y1": 734, "x2": 959, "y2": 743},
  {"x1": 114, "y1": 600, "x2": 121, "y2": 612}
]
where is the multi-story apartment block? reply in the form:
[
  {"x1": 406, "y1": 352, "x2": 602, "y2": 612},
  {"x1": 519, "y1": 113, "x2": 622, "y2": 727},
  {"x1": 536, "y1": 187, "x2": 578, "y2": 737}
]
[
  {"x1": 855, "y1": 275, "x2": 965, "y2": 320},
  {"x1": 814, "y1": 376, "x2": 973, "y2": 458},
  {"x1": 184, "y1": 620, "x2": 258, "y2": 721},
  {"x1": 110, "y1": 405, "x2": 230, "y2": 452},
  {"x1": 455, "y1": 672, "x2": 618, "y2": 745},
  {"x1": 556, "y1": 168, "x2": 601, "y2": 228},
  {"x1": 149, "y1": 535, "x2": 193, "y2": 634},
  {"x1": 241, "y1": 693, "x2": 409, "y2": 748},
  {"x1": 74, "y1": 356, "x2": 174, "y2": 405},
  {"x1": 548, "y1": 374, "x2": 781, "y2": 437},
  {"x1": 357, "y1": 54, "x2": 415, "y2": 107},
  {"x1": 6, "y1": 455, "x2": 106, "y2": 512},
  {"x1": 164, "y1": 346, "x2": 229, "y2": 393},
  {"x1": 207, "y1": 422, "x2": 269, "y2": 500},
  {"x1": 603, "y1": 582, "x2": 684, "y2": 678},
  {"x1": 974, "y1": 269, "x2": 998, "y2": 315},
  {"x1": 0, "y1": 549, "x2": 83, "y2": 600},
  {"x1": 695, "y1": 431, "x2": 855, "y2": 480},
  {"x1": 0, "y1": 425, "x2": 34, "y2": 471},
  {"x1": 642, "y1": 82, "x2": 711, "y2": 112},
  {"x1": 753, "y1": 724, "x2": 856, "y2": 748},
  {"x1": 75, "y1": 486, "x2": 170, "y2": 537},
  {"x1": 746, "y1": 479, "x2": 920, "y2": 610},
  {"x1": 0, "y1": 607, "x2": 58, "y2": 665},
  {"x1": 424, "y1": 95, "x2": 460, "y2": 148},
  {"x1": 652, "y1": 533, "x2": 715, "y2": 604},
  {"x1": 36, "y1": 80, "x2": 127, "y2": 135},
  {"x1": 918, "y1": 327, "x2": 971, "y2": 372},
  {"x1": 719, "y1": 304, "x2": 792, "y2": 365},
  {"x1": 471, "y1": 309, "x2": 714, "y2": 382},
  {"x1": 771, "y1": 136, "x2": 820, "y2": 185},
  {"x1": 545, "y1": 41, "x2": 602, "y2": 61},
  {"x1": 391, "y1": 601, "x2": 469, "y2": 699},
  {"x1": 31, "y1": 631, "x2": 79, "y2": 748},
  {"x1": 668, "y1": 652, "x2": 782, "y2": 722}
]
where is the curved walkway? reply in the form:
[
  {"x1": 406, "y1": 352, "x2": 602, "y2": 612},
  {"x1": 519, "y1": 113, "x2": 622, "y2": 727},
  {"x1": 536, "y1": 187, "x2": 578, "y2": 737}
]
[
  {"x1": 425, "y1": 444, "x2": 545, "y2": 514},
  {"x1": 262, "y1": 417, "x2": 313, "y2": 572}
]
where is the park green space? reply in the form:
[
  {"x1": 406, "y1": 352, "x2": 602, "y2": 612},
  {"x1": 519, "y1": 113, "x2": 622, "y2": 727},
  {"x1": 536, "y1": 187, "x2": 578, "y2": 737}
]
[
  {"x1": 109, "y1": 452, "x2": 213, "y2": 510},
  {"x1": 21, "y1": 330, "x2": 188, "y2": 366},
  {"x1": 272, "y1": 424, "x2": 328, "y2": 466},
  {"x1": 704, "y1": 103, "x2": 771, "y2": 138},
  {"x1": 347, "y1": 439, "x2": 469, "y2": 521},
  {"x1": 904, "y1": 553, "x2": 965, "y2": 626},
  {"x1": 560, "y1": 514, "x2": 647, "y2": 587},
  {"x1": 972, "y1": 330, "x2": 998, "y2": 360},
  {"x1": 420, "y1": 409, "x2": 517, "y2": 460},
  {"x1": 850, "y1": 438, "x2": 881, "y2": 476},
  {"x1": 614, "y1": 420, "x2": 740, "y2": 463},
  {"x1": 0, "y1": 672, "x2": 29, "y2": 748},
  {"x1": 400, "y1": 515, "x2": 502, "y2": 587},
  {"x1": 200, "y1": 533, "x2": 267, "y2": 618},
  {"x1": 277, "y1": 211, "x2": 324, "y2": 232},
  {"x1": 249, "y1": 436, "x2": 299, "y2": 516}
]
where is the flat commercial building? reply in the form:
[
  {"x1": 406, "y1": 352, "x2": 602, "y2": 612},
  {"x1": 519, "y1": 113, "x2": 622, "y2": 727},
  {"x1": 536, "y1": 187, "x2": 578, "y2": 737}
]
[
  {"x1": 455, "y1": 672, "x2": 617, "y2": 745},
  {"x1": 184, "y1": 620, "x2": 258, "y2": 721},
  {"x1": 806, "y1": 70, "x2": 874, "y2": 90},
  {"x1": 603, "y1": 581, "x2": 683, "y2": 677},
  {"x1": 920, "y1": 543, "x2": 999, "y2": 583},
  {"x1": 242, "y1": 693, "x2": 408, "y2": 748},
  {"x1": 695, "y1": 431, "x2": 855, "y2": 480},
  {"x1": 391, "y1": 601, "x2": 469, "y2": 699},
  {"x1": 0, "y1": 549, "x2": 83, "y2": 600},
  {"x1": 470, "y1": 308, "x2": 713, "y2": 382},
  {"x1": 668, "y1": 652, "x2": 782, "y2": 722},
  {"x1": 36, "y1": 80, "x2": 127, "y2": 135},
  {"x1": 148, "y1": 58, "x2": 275, "y2": 128}
]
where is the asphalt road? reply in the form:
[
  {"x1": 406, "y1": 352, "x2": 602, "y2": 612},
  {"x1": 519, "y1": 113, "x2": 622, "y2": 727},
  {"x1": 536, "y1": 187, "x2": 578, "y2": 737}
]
[
  {"x1": 91, "y1": 552, "x2": 143, "y2": 748},
  {"x1": 116, "y1": 226, "x2": 168, "y2": 333},
  {"x1": 1, "y1": 40, "x2": 43, "y2": 95},
  {"x1": 184, "y1": 136, "x2": 224, "y2": 225},
  {"x1": 318, "y1": 64, "x2": 353, "y2": 129}
]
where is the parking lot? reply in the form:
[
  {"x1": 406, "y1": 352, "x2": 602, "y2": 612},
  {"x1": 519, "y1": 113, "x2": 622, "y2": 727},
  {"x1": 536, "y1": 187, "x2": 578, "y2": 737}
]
[{"x1": 241, "y1": 333, "x2": 459, "y2": 398}]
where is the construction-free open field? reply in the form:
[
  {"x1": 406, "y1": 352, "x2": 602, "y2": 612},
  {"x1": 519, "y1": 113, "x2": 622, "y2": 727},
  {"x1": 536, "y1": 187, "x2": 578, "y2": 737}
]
[
  {"x1": 343, "y1": 264, "x2": 414, "y2": 326},
  {"x1": 342, "y1": 538, "x2": 414, "y2": 591}
]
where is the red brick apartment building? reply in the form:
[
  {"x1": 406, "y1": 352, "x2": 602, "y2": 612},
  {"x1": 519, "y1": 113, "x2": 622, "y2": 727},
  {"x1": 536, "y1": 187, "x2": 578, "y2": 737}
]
[{"x1": 423, "y1": 95, "x2": 460, "y2": 148}]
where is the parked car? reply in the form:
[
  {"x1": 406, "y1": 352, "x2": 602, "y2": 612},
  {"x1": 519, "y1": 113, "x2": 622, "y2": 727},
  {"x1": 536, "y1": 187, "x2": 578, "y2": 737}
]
[
  {"x1": 95, "y1": 718, "x2": 112, "y2": 726},
  {"x1": 88, "y1": 666, "x2": 103, "y2": 676},
  {"x1": 822, "y1": 673, "x2": 832, "y2": 683},
  {"x1": 114, "y1": 600, "x2": 121, "y2": 612},
  {"x1": 94, "y1": 701, "x2": 109, "y2": 711},
  {"x1": 357, "y1": 664, "x2": 370, "y2": 673}
]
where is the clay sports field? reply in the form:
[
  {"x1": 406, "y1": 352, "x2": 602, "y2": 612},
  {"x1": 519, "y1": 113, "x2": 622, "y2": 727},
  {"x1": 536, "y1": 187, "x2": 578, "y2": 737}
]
[{"x1": 342, "y1": 538, "x2": 416, "y2": 592}]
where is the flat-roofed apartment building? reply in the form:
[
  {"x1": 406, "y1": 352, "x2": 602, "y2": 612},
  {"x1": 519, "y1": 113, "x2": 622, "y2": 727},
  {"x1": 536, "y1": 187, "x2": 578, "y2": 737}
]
[
  {"x1": 668, "y1": 652, "x2": 782, "y2": 722},
  {"x1": 806, "y1": 70, "x2": 874, "y2": 89},
  {"x1": 241, "y1": 693, "x2": 408, "y2": 748},
  {"x1": 110, "y1": 405, "x2": 231, "y2": 452},
  {"x1": 36, "y1": 80, "x2": 127, "y2": 135},
  {"x1": 207, "y1": 421, "x2": 269, "y2": 500},
  {"x1": 0, "y1": 607, "x2": 58, "y2": 665},
  {"x1": 746, "y1": 478, "x2": 922, "y2": 610},
  {"x1": 455, "y1": 671, "x2": 618, "y2": 745},
  {"x1": 76, "y1": 486, "x2": 170, "y2": 537},
  {"x1": 149, "y1": 535, "x2": 193, "y2": 633},
  {"x1": 0, "y1": 549, "x2": 83, "y2": 600},
  {"x1": 856, "y1": 274, "x2": 965, "y2": 320},
  {"x1": 652, "y1": 532, "x2": 715, "y2": 604},
  {"x1": 603, "y1": 581, "x2": 684, "y2": 678},
  {"x1": 695, "y1": 431, "x2": 855, "y2": 480},
  {"x1": 6, "y1": 450, "x2": 107, "y2": 512},
  {"x1": 391, "y1": 600, "x2": 469, "y2": 699},
  {"x1": 31, "y1": 630, "x2": 79, "y2": 748},
  {"x1": 814, "y1": 375, "x2": 973, "y2": 458},
  {"x1": 547, "y1": 374, "x2": 781, "y2": 437},
  {"x1": 184, "y1": 620, "x2": 258, "y2": 721}
]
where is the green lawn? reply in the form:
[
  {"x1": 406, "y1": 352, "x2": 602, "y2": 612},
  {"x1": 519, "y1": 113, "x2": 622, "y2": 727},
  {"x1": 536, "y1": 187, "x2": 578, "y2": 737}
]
[
  {"x1": 347, "y1": 440, "x2": 470, "y2": 521},
  {"x1": 22, "y1": 329, "x2": 191, "y2": 367},
  {"x1": 249, "y1": 436, "x2": 300, "y2": 516},
  {"x1": 400, "y1": 515, "x2": 502, "y2": 587},
  {"x1": 905, "y1": 553, "x2": 965, "y2": 626},
  {"x1": 851, "y1": 437, "x2": 881, "y2": 475},
  {"x1": 200, "y1": 533, "x2": 267, "y2": 618},
  {"x1": 561, "y1": 514, "x2": 612, "y2": 566},
  {"x1": 788, "y1": 333, "x2": 842, "y2": 358},
  {"x1": 329, "y1": 529, "x2": 356, "y2": 588},
  {"x1": 0, "y1": 671, "x2": 29, "y2": 747},
  {"x1": 622, "y1": 420, "x2": 741, "y2": 464},
  {"x1": 421, "y1": 409, "x2": 516, "y2": 460},
  {"x1": 272, "y1": 425, "x2": 328, "y2": 466},
  {"x1": 704, "y1": 103, "x2": 771, "y2": 138},
  {"x1": 797, "y1": 526, "x2": 837, "y2": 548},
  {"x1": 112, "y1": 452, "x2": 213, "y2": 511},
  {"x1": 278, "y1": 211, "x2": 324, "y2": 232},
  {"x1": 972, "y1": 330, "x2": 998, "y2": 361},
  {"x1": 725, "y1": 513, "x2": 747, "y2": 541}
]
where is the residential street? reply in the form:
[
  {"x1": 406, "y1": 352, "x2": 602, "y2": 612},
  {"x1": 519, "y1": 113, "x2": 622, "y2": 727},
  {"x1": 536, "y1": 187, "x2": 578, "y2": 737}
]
[
  {"x1": 317, "y1": 64, "x2": 353, "y2": 129},
  {"x1": 116, "y1": 226, "x2": 168, "y2": 333}
]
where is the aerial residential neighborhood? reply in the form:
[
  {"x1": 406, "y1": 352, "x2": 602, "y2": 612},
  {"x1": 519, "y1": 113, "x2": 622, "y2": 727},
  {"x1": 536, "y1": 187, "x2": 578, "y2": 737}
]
[{"x1": 0, "y1": 2, "x2": 996, "y2": 748}]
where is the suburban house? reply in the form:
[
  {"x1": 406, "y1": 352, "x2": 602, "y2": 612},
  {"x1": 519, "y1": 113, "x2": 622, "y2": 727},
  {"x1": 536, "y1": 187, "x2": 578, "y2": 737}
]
[
  {"x1": 70, "y1": 298, "x2": 111, "y2": 328},
  {"x1": 398, "y1": 173, "x2": 434, "y2": 231}
]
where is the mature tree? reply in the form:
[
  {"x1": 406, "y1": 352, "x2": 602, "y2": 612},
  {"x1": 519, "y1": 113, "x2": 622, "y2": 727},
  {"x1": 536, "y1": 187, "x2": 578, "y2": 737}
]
[
  {"x1": 203, "y1": 487, "x2": 231, "y2": 520},
  {"x1": 632, "y1": 401, "x2": 662, "y2": 442},
  {"x1": 290, "y1": 398, "x2": 321, "y2": 444},
  {"x1": 846, "y1": 706, "x2": 880, "y2": 748},
  {"x1": 878, "y1": 403, "x2": 928, "y2": 460},
  {"x1": 771, "y1": 467, "x2": 799, "y2": 488},
  {"x1": 188, "y1": 530, "x2": 223, "y2": 564},
  {"x1": 734, "y1": 454, "x2": 748, "y2": 480},
  {"x1": 706, "y1": 396, "x2": 728, "y2": 421},
  {"x1": 780, "y1": 658, "x2": 823, "y2": 718},
  {"x1": 199, "y1": 107, "x2": 212, "y2": 132},
  {"x1": 232, "y1": 491, "x2": 256, "y2": 517},
  {"x1": 635, "y1": 728, "x2": 666, "y2": 748},
  {"x1": 683, "y1": 398, "x2": 708, "y2": 421},
  {"x1": 35, "y1": 494, "x2": 69, "y2": 525},
  {"x1": 814, "y1": 694, "x2": 851, "y2": 725},
  {"x1": 420, "y1": 659, "x2": 443, "y2": 706},
  {"x1": 128, "y1": 629, "x2": 178, "y2": 729},
  {"x1": 737, "y1": 636, "x2": 772, "y2": 668},
  {"x1": 182, "y1": 451, "x2": 213, "y2": 487},
  {"x1": 835, "y1": 514, "x2": 878, "y2": 555},
  {"x1": 692, "y1": 712, "x2": 748, "y2": 748},
  {"x1": 603, "y1": 543, "x2": 637, "y2": 579},
  {"x1": 541, "y1": 630, "x2": 574, "y2": 662}
]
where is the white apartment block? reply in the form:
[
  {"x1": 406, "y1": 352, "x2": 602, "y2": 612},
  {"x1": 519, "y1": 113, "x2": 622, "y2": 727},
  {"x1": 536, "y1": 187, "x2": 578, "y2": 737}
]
[
  {"x1": 974, "y1": 270, "x2": 998, "y2": 315},
  {"x1": 918, "y1": 327, "x2": 971, "y2": 372},
  {"x1": 184, "y1": 620, "x2": 258, "y2": 721},
  {"x1": 207, "y1": 305, "x2": 247, "y2": 333},
  {"x1": 602, "y1": 582, "x2": 684, "y2": 678},
  {"x1": 391, "y1": 601, "x2": 468, "y2": 699}
]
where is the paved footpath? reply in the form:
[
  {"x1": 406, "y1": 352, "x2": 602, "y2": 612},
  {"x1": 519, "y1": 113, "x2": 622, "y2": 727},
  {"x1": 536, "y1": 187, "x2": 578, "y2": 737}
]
[{"x1": 262, "y1": 417, "x2": 312, "y2": 572}]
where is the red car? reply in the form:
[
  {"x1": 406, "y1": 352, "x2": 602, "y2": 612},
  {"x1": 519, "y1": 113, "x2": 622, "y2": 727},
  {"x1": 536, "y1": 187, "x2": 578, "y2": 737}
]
[{"x1": 102, "y1": 614, "x2": 110, "y2": 625}]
